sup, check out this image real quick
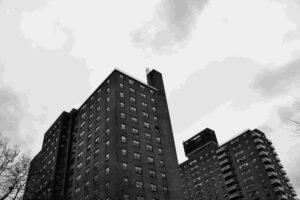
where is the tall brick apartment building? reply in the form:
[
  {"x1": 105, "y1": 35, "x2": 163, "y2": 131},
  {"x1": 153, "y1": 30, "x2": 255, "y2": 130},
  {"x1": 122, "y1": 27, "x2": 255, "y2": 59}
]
[
  {"x1": 180, "y1": 128, "x2": 298, "y2": 200},
  {"x1": 24, "y1": 69, "x2": 182, "y2": 200}
]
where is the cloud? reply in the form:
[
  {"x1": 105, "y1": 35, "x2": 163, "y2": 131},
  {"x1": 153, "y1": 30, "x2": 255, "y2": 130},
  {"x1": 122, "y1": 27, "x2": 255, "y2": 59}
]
[
  {"x1": 0, "y1": 62, "x2": 27, "y2": 146},
  {"x1": 132, "y1": 0, "x2": 209, "y2": 51},
  {"x1": 286, "y1": 141, "x2": 300, "y2": 196},
  {"x1": 0, "y1": 0, "x2": 91, "y2": 154},
  {"x1": 168, "y1": 57, "x2": 264, "y2": 133},
  {"x1": 252, "y1": 57, "x2": 300, "y2": 97}
]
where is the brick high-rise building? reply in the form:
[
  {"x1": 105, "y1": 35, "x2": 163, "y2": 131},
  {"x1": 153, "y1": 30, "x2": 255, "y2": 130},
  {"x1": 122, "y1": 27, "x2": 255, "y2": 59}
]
[
  {"x1": 24, "y1": 69, "x2": 183, "y2": 200},
  {"x1": 180, "y1": 129, "x2": 298, "y2": 200}
]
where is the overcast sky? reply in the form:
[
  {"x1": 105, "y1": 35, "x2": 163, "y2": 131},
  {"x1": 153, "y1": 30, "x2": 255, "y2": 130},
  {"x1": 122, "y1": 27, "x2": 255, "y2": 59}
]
[{"x1": 1, "y1": 0, "x2": 300, "y2": 196}]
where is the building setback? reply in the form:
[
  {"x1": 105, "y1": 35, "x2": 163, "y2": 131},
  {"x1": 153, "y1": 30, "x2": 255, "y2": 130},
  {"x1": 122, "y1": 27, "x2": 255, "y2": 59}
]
[
  {"x1": 24, "y1": 69, "x2": 183, "y2": 200},
  {"x1": 180, "y1": 128, "x2": 298, "y2": 200}
]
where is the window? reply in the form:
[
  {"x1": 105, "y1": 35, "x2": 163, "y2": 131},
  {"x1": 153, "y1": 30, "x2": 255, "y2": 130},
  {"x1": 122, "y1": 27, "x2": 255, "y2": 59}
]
[
  {"x1": 145, "y1": 133, "x2": 151, "y2": 140},
  {"x1": 142, "y1": 102, "x2": 147, "y2": 108},
  {"x1": 76, "y1": 174, "x2": 82, "y2": 181},
  {"x1": 95, "y1": 137, "x2": 100, "y2": 144},
  {"x1": 143, "y1": 112, "x2": 149, "y2": 118},
  {"x1": 150, "y1": 184, "x2": 157, "y2": 192},
  {"x1": 149, "y1": 169, "x2": 156, "y2": 177},
  {"x1": 137, "y1": 197, "x2": 144, "y2": 200},
  {"x1": 79, "y1": 131, "x2": 85, "y2": 137},
  {"x1": 158, "y1": 148, "x2": 163, "y2": 155},
  {"x1": 129, "y1": 79, "x2": 134, "y2": 85},
  {"x1": 120, "y1": 102, "x2": 125, "y2": 108},
  {"x1": 120, "y1": 74, "x2": 124, "y2": 79},
  {"x1": 130, "y1": 106, "x2": 137, "y2": 113},
  {"x1": 87, "y1": 144, "x2": 91, "y2": 151},
  {"x1": 105, "y1": 167, "x2": 110, "y2": 175},
  {"x1": 87, "y1": 133, "x2": 92, "y2": 140},
  {"x1": 131, "y1": 117, "x2": 138, "y2": 123},
  {"x1": 140, "y1": 85, "x2": 145, "y2": 90},
  {"x1": 146, "y1": 144, "x2": 153, "y2": 152},
  {"x1": 96, "y1": 106, "x2": 101, "y2": 112},
  {"x1": 152, "y1": 107, "x2": 156, "y2": 112},
  {"x1": 144, "y1": 122, "x2": 150, "y2": 129},
  {"x1": 135, "y1": 166, "x2": 142, "y2": 174},
  {"x1": 122, "y1": 162, "x2": 128, "y2": 171},
  {"x1": 120, "y1": 83, "x2": 124, "y2": 88},
  {"x1": 121, "y1": 136, "x2": 127, "y2": 143},
  {"x1": 163, "y1": 186, "x2": 168, "y2": 192},
  {"x1": 161, "y1": 172, "x2": 166, "y2": 180},
  {"x1": 106, "y1": 97, "x2": 110, "y2": 103},
  {"x1": 133, "y1": 140, "x2": 140, "y2": 147},
  {"x1": 132, "y1": 128, "x2": 139, "y2": 134},
  {"x1": 120, "y1": 112, "x2": 125, "y2": 119},
  {"x1": 122, "y1": 149, "x2": 127, "y2": 156},
  {"x1": 86, "y1": 156, "x2": 91, "y2": 164},
  {"x1": 120, "y1": 92, "x2": 125, "y2": 98},
  {"x1": 129, "y1": 88, "x2": 135, "y2": 93},
  {"x1": 141, "y1": 93, "x2": 146, "y2": 98},
  {"x1": 134, "y1": 153, "x2": 141, "y2": 160},
  {"x1": 136, "y1": 181, "x2": 143, "y2": 189},
  {"x1": 77, "y1": 162, "x2": 82, "y2": 169},
  {"x1": 151, "y1": 98, "x2": 155, "y2": 103},
  {"x1": 86, "y1": 167, "x2": 90, "y2": 175},
  {"x1": 105, "y1": 140, "x2": 110, "y2": 147},
  {"x1": 130, "y1": 97, "x2": 136, "y2": 103},
  {"x1": 160, "y1": 160, "x2": 164, "y2": 167},
  {"x1": 79, "y1": 141, "x2": 84, "y2": 147},
  {"x1": 94, "y1": 161, "x2": 99, "y2": 168},
  {"x1": 153, "y1": 116, "x2": 158, "y2": 122},
  {"x1": 123, "y1": 178, "x2": 129, "y2": 185},
  {"x1": 147, "y1": 157, "x2": 154, "y2": 164},
  {"x1": 78, "y1": 151, "x2": 83, "y2": 158},
  {"x1": 156, "y1": 137, "x2": 161, "y2": 143},
  {"x1": 121, "y1": 124, "x2": 126, "y2": 130}
]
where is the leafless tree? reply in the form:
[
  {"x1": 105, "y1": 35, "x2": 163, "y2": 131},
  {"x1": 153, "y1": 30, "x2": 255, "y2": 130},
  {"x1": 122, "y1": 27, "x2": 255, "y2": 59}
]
[{"x1": 0, "y1": 134, "x2": 30, "y2": 200}]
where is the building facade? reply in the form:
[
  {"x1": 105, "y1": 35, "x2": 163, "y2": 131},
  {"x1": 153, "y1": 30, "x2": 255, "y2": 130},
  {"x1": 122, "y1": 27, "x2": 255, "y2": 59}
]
[
  {"x1": 24, "y1": 69, "x2": 183, "y2": 200},
  {"x1": 180, "y1": 129, "x2": 298, "y2": 200}
]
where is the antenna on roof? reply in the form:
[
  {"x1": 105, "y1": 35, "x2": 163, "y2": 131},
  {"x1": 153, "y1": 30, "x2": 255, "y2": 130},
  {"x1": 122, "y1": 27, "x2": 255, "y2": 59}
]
[{"x1": 146, "y1": 67, "x2": 150, "y2": 74}]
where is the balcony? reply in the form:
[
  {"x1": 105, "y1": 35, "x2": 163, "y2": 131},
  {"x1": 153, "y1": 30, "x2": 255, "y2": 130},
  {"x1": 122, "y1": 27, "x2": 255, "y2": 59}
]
[
  {"x1": 256, "y1": 144, "x2": 266, "y2": 151},
  {"x1": 219, "y1": 159, "x2": 230, "y2": 166},
  {"x1": 216, "y1": 146, "x2": 226, "y2": 154},
  {"x1": 265, "y1": 164, "x2": 275, "y2": 171},
  {"x1": 274, "y1": 186, "x2": 284, "y2": 193},
  {"x1": 273, "y1": 150, "x2": 278, "y2": 156},
  {"x1": 254, "y1": 138, "x2": 264, "y2": 144},
  {"x1": 262, "y1": 157, "x2": 272, "y2": 164},
  {"x1": 259, "y1": 151, "x2": 269, "y2": 157},
  {"x1": 270, "y1": 178, "x2": 281, "y2": 186},
  {"x1": 281, "y1": 169, "x2": 287, "y2": 175},
  {"x1": 227, "y1": 184, "x2": 239, "y2": 192},
  {"x1": 267, "y1": 171, "x2": 278, "y2": 178},
  {"x1": 225, "y1": 178, "x2": 237, "y2": 185},
  {"x1": 218, "y1": 153, "x2": 227, "y2": 160},
  {"x1": 229, "y1": 191, "x2": 242, "y2": 199},
  {"x1": 283, "y1": 175, "x2": 289, "y2": 182},
  {"x1": 251, "y1": 132, "x2": 261, "y2": 138},
  {"x1": 277, "y1": 194, "x2": 288, "y2": 200},
  {"x1": 222, "y1": 165, "x2": 232, "y2": 172},
  {"x1": 270, "y1": 144, "x2": 275, "y2": 150},
  {"x1": 223, "y1": 171, "x2": 235, "y2": 179},
  {"x1": 278, "y1": 163, "x2": 283, "y2": 169},
  {"x1": 275, "y1": 156, "x2": 280, "y2": 162}
]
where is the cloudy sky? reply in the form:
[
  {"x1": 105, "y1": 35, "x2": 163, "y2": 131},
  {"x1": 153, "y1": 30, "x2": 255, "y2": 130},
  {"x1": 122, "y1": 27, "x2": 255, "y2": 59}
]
[{"x1": 1, "y1": 0, "x2": 300, "y2": 196}]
